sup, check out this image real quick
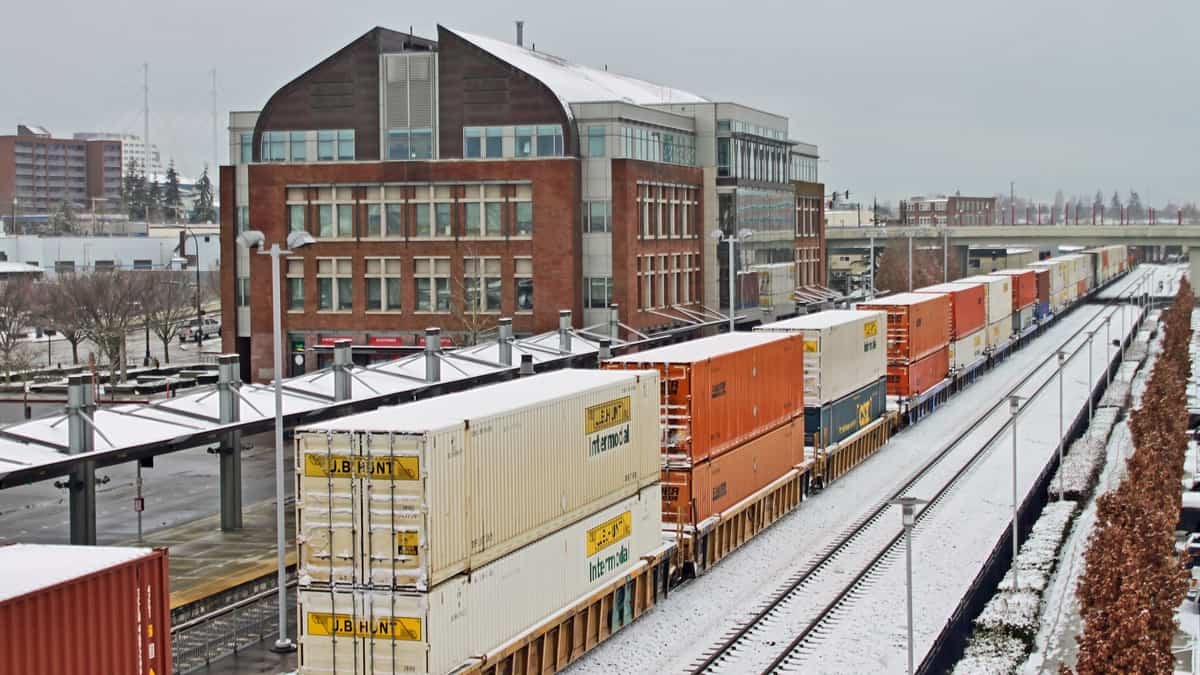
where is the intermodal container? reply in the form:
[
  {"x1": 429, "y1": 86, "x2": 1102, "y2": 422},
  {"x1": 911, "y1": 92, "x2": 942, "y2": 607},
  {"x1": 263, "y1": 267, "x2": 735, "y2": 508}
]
[
  {"x1": 887, "y1": 346, "x2": 949, "y2": 397},
  {"x1": 298, "y1": 485, "x2": 662, "y2": 675},
  {"x1": 987, "y1": 315, "x2": 1015, "y2": 349},
  {"x1": 605, "y1": 332, "x2": 803, "y2": 464},
  {"x1": 1029, "y1": 259, "x2": 1068, "y2": 294},
  {"x1": 661, "y1": 419, "x2": 802, "y2": 527},
  {"x1": 1012, "y1": 305, "x2": 1034, "y2": 333},
  {"x1": 953, "y1": 275, "x2": 1013, "y2": 326},
  {"x1": 295, "y1": 369, "x2": 660, "y2": 590},
  {"x1": 989, "y1": 269, "x2": 1037, "y2": 311},
  {"x1": 754, "y1": 309, "x2": 886, "y2": 406},
  {"x1": 949, "y1": 328, "x2": 986, "y2": 371},
  {"x1": 1034, "y1": 269, "x2": 1050, "y2": 309},
  {"x1": 803, "y1": 377, "x2": 887, "y2": 447},
  {"x1": 858, "y1": 292, "x2": 951, "y2": 364},
  {"x1": 0, "y1": 545, "x2": 171, "y2": 675},
  {"x1": 1077, "y1": 279, "x2": 1088, "y2": 299},
  {"x1": 912, "y1": 282, "x2": 986, "y2": 338}
]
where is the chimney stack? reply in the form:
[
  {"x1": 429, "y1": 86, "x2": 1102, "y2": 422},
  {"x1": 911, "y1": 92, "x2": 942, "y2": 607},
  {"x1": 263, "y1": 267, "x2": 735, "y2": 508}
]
[{"x1": 515, "y1": 21, "x2": 524, "y2": 47}]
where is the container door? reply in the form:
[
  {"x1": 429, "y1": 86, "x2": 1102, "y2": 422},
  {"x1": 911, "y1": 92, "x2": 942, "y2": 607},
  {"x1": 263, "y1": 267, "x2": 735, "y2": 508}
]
[
  {"x1": 297, "y1": 431, "x2": 361, "y2": 587},
  {"x1": 802, "y1": 332, "x2": 822, "y2": 404},
  {"x1": 663, "y1": 363, "x2": 694, "y2": 463},
  {"x1": 361, "y1": 432, "x2": 435, "y2": 589}
]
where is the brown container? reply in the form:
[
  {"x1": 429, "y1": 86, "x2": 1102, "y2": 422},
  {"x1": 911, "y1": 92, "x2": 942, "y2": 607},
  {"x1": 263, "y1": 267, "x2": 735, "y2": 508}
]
[
  {"x1": 990, "y1": 269, "x2": 1037, "y2": 310},
  {"x1": 661, "y1": 418, "x2": 804, "y2": 526},
  {"x1": 1077, "y1": 279, "x2": 1087, "y2": 298},
  {"x1": 1033, "y1": 269, "x2": 1050, "y2": 306},
  {"x1": 0, "y1": 545, "x2": 171, "y2": 675},
  {"x1": 859, "y1": 292, "x2": 951, "y2": 364},
  {"x1": 605, "y1": 333, "x2": 804, "y2": 464},
  {"x1": 887, "y1": 346, "x2": 950, "y2": 397},
  {"x1": 913, "y1": 283, "x2": 986, "y2": 339}
]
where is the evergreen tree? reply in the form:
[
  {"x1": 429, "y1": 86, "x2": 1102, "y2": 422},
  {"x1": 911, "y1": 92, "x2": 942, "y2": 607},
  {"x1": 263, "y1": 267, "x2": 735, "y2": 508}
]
[
  {"x1": 1127, "y1": 190, "x2": 1145, "y2": 221},
  {"x1": 1093, "y1": 190, "x2": 1104, "y2": 211},
  {"x1": 190, "y1": 167, "x2": 216, "y2": 223},
  {"x1": 122, "y1": 159, "x2": 146, "y2": 220},
  {"x1": 147, "y1": 179, "x2": 163, "y2": 223},
  {"x1": 1109, "y1": 191, "x2": 1123, "y2": 217},
  {"x1": 50, "y1": 200, "x2": 77, "y2": 234},
  {"x1": 163, "y1": 161, "x2": 182, "y2": 222}
]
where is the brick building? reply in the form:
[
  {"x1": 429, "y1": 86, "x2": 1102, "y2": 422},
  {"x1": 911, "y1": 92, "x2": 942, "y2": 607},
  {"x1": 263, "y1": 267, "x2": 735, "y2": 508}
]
[
  {"x1": 0, "y1": 125, "x2": 122, "y2": 229},
  {"x1": 901, "y1": 195, "x2": 995, "y2": 226},
  {"x1": 222, "y1": 25, "x2": 823, "y2": 381}
]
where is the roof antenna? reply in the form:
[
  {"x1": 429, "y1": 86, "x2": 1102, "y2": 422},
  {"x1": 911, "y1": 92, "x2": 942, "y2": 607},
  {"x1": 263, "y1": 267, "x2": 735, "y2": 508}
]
[
  {"x1": 515, "y1": 20, "x2": 524, "y2": 47},
  {"x1": 532, "y1": 42, "x2": 536, "y2": 52}
]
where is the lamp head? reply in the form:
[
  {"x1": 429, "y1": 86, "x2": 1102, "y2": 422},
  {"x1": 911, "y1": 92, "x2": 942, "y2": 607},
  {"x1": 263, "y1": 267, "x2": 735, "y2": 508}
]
[
  {"x1": 737, "y1": 228, "x2": 754, "y2": 240},
  {"x1": 710, "y1": 229, "x2": 724, "y2": 241},
  {"x1": 286, "y1": 230, "x2": 316, "y2": 250},
  {"x1": 236, "y1": 230, "x2": 265, "y2": 250}
]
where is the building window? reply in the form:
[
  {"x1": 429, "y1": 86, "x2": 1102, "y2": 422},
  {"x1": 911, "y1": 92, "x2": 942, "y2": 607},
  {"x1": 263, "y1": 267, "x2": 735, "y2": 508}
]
[
  {"x1": 236, "y1": 206, "x2": 250, "y2": 232},
  {"x1": 583, "y1": 201, "x2": 610, "y2": 233},
  {"x1": 385, "y1": 203, "x2": 404, "y2": 236},
  {"x1": 318, "y1": 205, "x2": 333, "y2": 237},
  {"x1": 262, "y1": 131, "x2": 286, "y2": 162},
  {"x1": 410, "y1": 128, "x2": 432, "y2": 159},
  {"x1": 514, "y1": 202, "x2": 533, "y2": 236},
  {"x1": 337, "y1": 204, "x2": 353, "y2": 237},
  {"x1": 55, "y1": 261, "x2": 75, "y2": 274},
  {"x1": 414, "y1": 204, "x2": 431, "y2": 237},
  {"x1": 435, "y1": 203, "x2": 451, "y2": 236},
  {"x1": 464, "y1": 257, "x2": 502, "y2": 313},
  {"x1": 366, "y1": 204, "x2": 381, "y2": 237},
  {"x1": 316, "y1": 258, "x2": 353, "y2": 311},
  {"x1": 133, "y1": 259, "x2": 153, "y2": 271},
  {"x1": 317, "y1": 131, "x2": 335, "y2": 161},
  {"x1": 94, "y1": 260, "x2": 115, "y2": 272},
  {"x1": 236, "y1": 278, "x2": 250, "y2": 307},
  {"x1": 536, "y1": 125, "x2": 563, "y2": 156},
  {"x1": 464, "y1": 185, "x2": 504, "y2": 237},
  {"x1": 286, "y1": 259, "x2": 304, "y2": 311},
  {"x1": 391, "y1": 128, "x2": 434, "y2": 160},
  {"x1": 337, "y1": 130, "x2": 355, "y2": 160},
  {"x1": 365, "y1": 258, "x2": 402, "y2": 311},
  {"x1": 515, "y1": 257, "x2": 534, "y2": 312},
  {"x1": 515, "y1": 126, "x2": 533, "y2": 157},
  {"x1": 414, "y1": 257, "x2": 451, "y2": 312},
  {"x1": 585, "y1": 276, "x2": 613, "y2": 308},
  {"x1": 387, "y1": 129, "x2": 409, "y2": 160},
  {"x1": 290, "y1": 132, "x2": 307, "y2": 161},
  {"x1": 240, "y1": 133, "x2": 252, "y2": 164},
  {"x1": 464, "y1": 127, "x2": 482, "y2": 158},
  {"x1": 587, "y1": 126, "x2": 605, "y2": 157},
  {"x1": 288, "y1": 205, "x2": 305, "y2": 232},
  {"x1": 485, "y1": 127, "x2": 503, "y2": 157}
]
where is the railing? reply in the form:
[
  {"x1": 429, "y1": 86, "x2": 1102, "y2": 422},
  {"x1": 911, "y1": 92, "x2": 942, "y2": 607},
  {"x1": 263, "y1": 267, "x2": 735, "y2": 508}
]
[{"x1": 170, "y1": 578, "x2": 297, "y2": 674}]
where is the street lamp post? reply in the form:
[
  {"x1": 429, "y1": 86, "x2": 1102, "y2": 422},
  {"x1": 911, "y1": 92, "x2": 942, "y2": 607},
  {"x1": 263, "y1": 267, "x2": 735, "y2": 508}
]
[
  {"x1": 1086, "y1": 332, "x2": 1095, "y2": 422},
  {"x1": 237, "y1": 228, "x2": 315, "y2": 654},
  {"x1": 1008, "y1": 395, "x2": 1024, "y2": 590},
  {"x1": 1056, "y1": 350, "x2": 1067, "y2": 499},
  {"x1": 889, "y1": 496, "x2": 928, "y2": 675},
  {"x1": 143, "y1": 308, "x2": 152, "y2": 367},
  {"x1": 183, "y1": 230, "x2": 204, "y2": 349},
  {"x1": 1104, "y1": 317, "x2": 1111, "y2": 388},
  {"x1": 45, "y1": 329, "x2": 55, "y2": 367},
  {"x1": 712, "y1": 229, "x2": 753, "y2": 333}
]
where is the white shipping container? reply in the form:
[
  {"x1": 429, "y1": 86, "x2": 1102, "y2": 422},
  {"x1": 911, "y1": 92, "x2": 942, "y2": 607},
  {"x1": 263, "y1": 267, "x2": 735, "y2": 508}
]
[
  {"x1": 954, "y1": 275, "x2": 1012, "y2": 326},
  {"x1": 297, "y1": 484, "x2": 663, "y2": 675},
  {"x1": 987, "y1": 315, "x2": 1014, "y2": 349},
  {"x1": 752, "y1": 262, "x2": 798, "y2": 318},
  {"x1": 1052, "y1": 288, "x2": 1070, "y2": 312},
  {"x1": 754, "y1": 309, "x2": 886, "y2": 405},
  {"x1": 1012, "y1": 305, "x2": 1034, "y2": 333},
  {"x1": 1029, "y1": 259, "x2": 1068, "y2": 294},
  {"x1": 950, "y1": 328, "x2": 986, "y2": 370},
  {"x1": 295, "y1": 369, "x2": 661, "y2": 590}
]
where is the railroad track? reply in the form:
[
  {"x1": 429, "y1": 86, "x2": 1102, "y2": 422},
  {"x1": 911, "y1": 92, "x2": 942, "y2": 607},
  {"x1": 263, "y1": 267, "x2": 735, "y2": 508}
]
[{"x1": 690, "y1": 305, "x2": 1125, "y2": 674}]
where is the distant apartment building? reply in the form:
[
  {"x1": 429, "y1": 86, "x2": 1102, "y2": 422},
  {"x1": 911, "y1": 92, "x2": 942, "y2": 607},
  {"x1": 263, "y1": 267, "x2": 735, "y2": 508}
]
[
  {"x1": 902, "y1": 195, "x2": 995, "y2": 226},
  {"x1": 221, "y1": 25, "x2": 824, "y2": 381},
  {"x1": 73, "y1": 132, "x2": 163, "y2": 177},
  {"x1": 0, "y1": 126, "x2": 122, "y2": 225}
]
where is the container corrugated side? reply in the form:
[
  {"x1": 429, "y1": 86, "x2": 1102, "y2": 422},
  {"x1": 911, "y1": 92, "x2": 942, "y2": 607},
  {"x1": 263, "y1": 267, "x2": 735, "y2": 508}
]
[
  {"x1": 754, "y1": 311, "x2": 885, "y2": 405},
  {"x1": 803, "y1": 377, "x2": 887, "y2": 447},
  {"x1": 858, "y1": 294, "x2": 950, "y2": 364},
  {"x1": 298, "y1": 370, "x2": 661, "y2": 590},
  {"x1": 955, "y1": 275, "x2": 1012, "y2": 325},
  {"x1": 661, "y1": 420, "x2": 802, "y2": 526},
  {"x1": 950, "y1": 328, "x2": 986, "y2": 370},
  {"x1": 886, "y1": 347, "x2": 949, "y2": 397},
  {"x1": 0, "y1": 546, "x2": 171, "y2": 675},
  {"x1": 1034, "y1": 269, "x2": 1050, "y2": 307},
  {"x1": 914, "y1": 283, "x2": 986, "y2": 338},
  {"x1": 297, "y1": 484, "x2": 662, "y2": 675},
  {"x1": 988, "y1": 315, "x2": 1014, "y2": 348}
]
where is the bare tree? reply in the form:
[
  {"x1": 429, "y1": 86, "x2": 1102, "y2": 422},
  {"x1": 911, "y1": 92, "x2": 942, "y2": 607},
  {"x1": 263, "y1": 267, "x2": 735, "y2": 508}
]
[
  {"x1": 74, "y1": 271, "x2": 149, "y2": 383},
  {"x1": 454, "y1": 252, "x2": 500, "y2": 346},
  {"x1": 0, "y1": 279, "x2": 36, "y2": 381},
  {"x1": 873, "y1": 237, "x2": 953, "y2": 293},
  {"x1": 144, "y1": 271, "x2": 195, "y2": 364},
  {"x1": 34, "y1": 277, "x2": 90, "y2": 365}
]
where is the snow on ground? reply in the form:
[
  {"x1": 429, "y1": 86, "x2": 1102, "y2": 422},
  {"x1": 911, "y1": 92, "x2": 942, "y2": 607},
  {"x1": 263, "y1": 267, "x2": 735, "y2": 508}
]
[
  {"x1": 1096, "y1": 263, "x2": 1185, "y2": 300},
  {"x1": 1022, "y1": 313, "x2": 1161, "y2": 673},
  {"x1": 568, "y1": 305, "x2": 1137, "y2": 674},
  {"x1": 1048, "y1": 406, "x2": 1120, "y2": 501}
]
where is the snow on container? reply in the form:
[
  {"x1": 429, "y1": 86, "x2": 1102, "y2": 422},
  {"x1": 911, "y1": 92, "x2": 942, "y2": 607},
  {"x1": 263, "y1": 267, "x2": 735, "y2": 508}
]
[
  {"x1": 988, "y1": 269, "x2": 1037, "y2": 311},
  {"x1": 857, "y1": 292, "x2": 951, "y2": 364},
  {"x1": 803, "y1": 377, "x2": 887, "y2": 447},
  {"x1": 886, "y1": 346, "x2": 949, "y2": 397},
  {"x1": 949, "y1": 328, "x2": 986, "y2": 371},
  {"x1": 913, "y1": 282, "x2": 986, "y2": 338},
  {"x1": 754, "y1": 309, "x2": 885, "y2": 406},
  {"x1": 0, "y1": 545, "x2": 171, "y2": 675},
  {"x1": 297, "y1": 485, "x2": 662, "y2": 675},
  {"x1": 953, "y1": 275, "x2": 1013, "y2": 326},
  {"x1": 605, "y1": 332, "x2": 803, "y2": 465},
  {"x1": 295, "y1": 369, "x2": 661, "y2": 590},
  {"x1": 987, "y1": 314, "x2": 1015, "y2": 349},
  {"x1": 661, "y1": 418, "x2": 803, "y2": 527}
]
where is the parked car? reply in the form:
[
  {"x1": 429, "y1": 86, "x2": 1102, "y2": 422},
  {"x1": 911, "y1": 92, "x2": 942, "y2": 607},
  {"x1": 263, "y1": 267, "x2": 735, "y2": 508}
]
[{"x1": 179, "y1": 316, "x2": 221, "y2": 343}]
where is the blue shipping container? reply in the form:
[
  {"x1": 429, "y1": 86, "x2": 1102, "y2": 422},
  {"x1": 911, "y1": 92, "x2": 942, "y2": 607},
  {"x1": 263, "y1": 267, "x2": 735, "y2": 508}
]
[{"x1": 804, "y1": 377, "x2": 887, "y2": 447}]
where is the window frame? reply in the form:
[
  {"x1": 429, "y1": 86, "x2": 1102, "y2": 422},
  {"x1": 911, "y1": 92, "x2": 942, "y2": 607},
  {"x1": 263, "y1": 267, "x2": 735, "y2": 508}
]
[
  {"x1": 315, "y1": 257, "x2": 353, "y2": 312},
  {"x1": 364, "y1": 257, "x2": 403, "y2": 312}
]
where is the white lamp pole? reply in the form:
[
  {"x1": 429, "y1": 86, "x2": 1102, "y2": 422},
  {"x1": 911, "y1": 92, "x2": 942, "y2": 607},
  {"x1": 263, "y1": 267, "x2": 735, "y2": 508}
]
[
  {"x1": 238, "y1": 229, "x2": 315, "y2": 653},
  {"x1": 1008, "y1": 395, "x2": 1023, "y2": 591},
  {"x1": 1056, "y1": 350, "x2": 1067, "y2": 500},
  {"x1": 889, "y1": 496, "x2": 928, "y2": 675},
  {"x1": 712, "y1": 229, "x2": 753, "y2": 332}
]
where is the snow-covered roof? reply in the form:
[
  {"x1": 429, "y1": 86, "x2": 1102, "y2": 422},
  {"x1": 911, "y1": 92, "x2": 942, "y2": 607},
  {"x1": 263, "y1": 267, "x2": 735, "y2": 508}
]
[
  {"x1": 446, "y1": 28, "x2": 708, "y2": 120},
  {"x1": 0, "y1": 262, "x2": 41, "y2": 275},
  {"x1": 0, "y1": 544, "x2": 154, "y2": 602}
]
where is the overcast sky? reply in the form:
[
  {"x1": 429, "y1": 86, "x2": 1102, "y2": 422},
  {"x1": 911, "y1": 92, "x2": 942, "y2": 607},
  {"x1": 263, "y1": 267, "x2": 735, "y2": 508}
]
[{"x1": 2, "y1": 0, "x2": 1196, "y2": 205}]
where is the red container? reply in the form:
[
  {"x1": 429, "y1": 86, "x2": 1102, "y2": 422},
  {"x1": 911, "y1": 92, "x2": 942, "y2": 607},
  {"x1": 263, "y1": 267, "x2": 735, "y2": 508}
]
[
  {"x1": 913, "y1": 283, "x2": 986, "y2": 339},
  {"x1": 1033, "y1": 269, "x2": 1050, "y2": 307},
  {"x1": 886, "y1": 346, "x2": 949, "y2": 397},
  {"x1": 990, "y1": 269, "x2": 1037, "y2": 311},
  {"x1": 1077, "y1": 279, "x2": 1087, "y2": 298},
  {"x1": 605, "y1": 332, "x2": 803, "y2": 463},
  {"x1": 859, "y1": 292, "x2": 951, "y2": 364},
  {"x1": 661, "y1": 418, "x2": 803, "y2": 526},
  {"x1": 0, "y1": 545, "x2": 171, "y2": 675}
]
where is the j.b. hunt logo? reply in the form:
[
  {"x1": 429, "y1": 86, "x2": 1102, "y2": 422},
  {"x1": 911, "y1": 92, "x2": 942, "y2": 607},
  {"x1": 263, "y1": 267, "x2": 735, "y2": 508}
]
[
  {"x1": 586, "y1": 396, "x2": 632, "y2": 458},
  {"x1": 589, "y1": 543, "x2": 631, "y2": 582}
]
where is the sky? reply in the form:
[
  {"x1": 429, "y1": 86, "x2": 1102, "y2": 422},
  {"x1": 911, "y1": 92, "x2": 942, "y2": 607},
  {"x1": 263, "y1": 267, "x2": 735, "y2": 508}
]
[{"x1": 2, "y1": 0, "x2": 1196, "y2": 206}]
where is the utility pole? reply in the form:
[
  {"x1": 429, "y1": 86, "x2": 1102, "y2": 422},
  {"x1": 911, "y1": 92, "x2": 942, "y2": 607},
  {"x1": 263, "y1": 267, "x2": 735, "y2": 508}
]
[
  {"x1": 143, "y1": 63, "x2": 151, "y2": 180},
  {"x1": 211, "y1": 69, "x2": 219, "y2": 174},
  {"x1": 1010, "y1": 181, "x2": 1015, "y2": 226}
]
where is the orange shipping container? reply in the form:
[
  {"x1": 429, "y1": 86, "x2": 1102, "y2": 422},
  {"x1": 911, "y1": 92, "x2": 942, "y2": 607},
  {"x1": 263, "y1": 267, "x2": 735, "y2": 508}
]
[
  {"x1": 990, "y1": 269, "x2": 1037, "y2": 310},
  {"x1": 887, "y1": 346, "x2": 949, "y2": 397},
  {"x1": 859, "y1": 292, "x2": 951, "y2": 364},
  {"x1": 661, "y1": 418, "x2": 803, "y2": 526},
  {"x1": 913, "y1": 283, "x2": 986, "y2": 339},
  {"x1": 605, "y1": 332, "x2": 803, "y2": 464},
  {"x1": 1077, "y1": 279, "x2": 1087, "y2": 298},
  {"x1": 1034, "y1": 269, "x2": 1050, "y2": 307}
]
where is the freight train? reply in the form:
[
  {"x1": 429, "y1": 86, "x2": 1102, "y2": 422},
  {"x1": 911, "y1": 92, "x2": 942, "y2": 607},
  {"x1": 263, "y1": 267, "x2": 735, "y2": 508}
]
[{"x1": 290, "y1": 245, "x2": 1129, "y2": 674}]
